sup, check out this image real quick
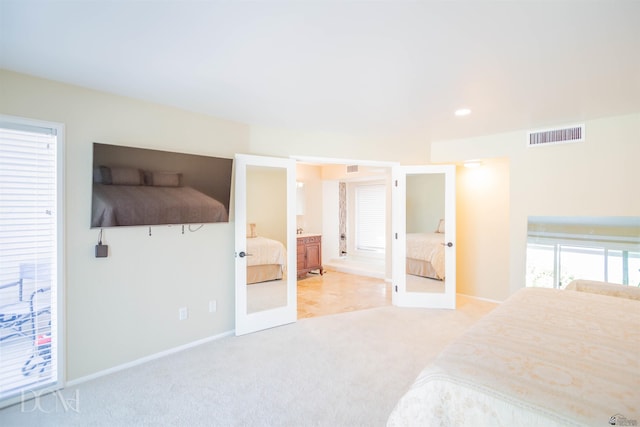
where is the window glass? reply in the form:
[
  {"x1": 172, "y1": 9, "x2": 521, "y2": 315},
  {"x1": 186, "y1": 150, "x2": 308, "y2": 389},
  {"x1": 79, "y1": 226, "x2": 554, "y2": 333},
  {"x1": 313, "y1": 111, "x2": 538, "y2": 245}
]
[
  {"x1": 525, "y1": 243, "x2": 555, "y2": 288},
  {"x1": 558, "y1": 245, "x2": 605, "y2": 288},
  {"x1": 355, "y1": 184, "x2": 386, "y2": 252},
  {"x1": 525, "y1": 216, "x2": 640, "y2": 288}
]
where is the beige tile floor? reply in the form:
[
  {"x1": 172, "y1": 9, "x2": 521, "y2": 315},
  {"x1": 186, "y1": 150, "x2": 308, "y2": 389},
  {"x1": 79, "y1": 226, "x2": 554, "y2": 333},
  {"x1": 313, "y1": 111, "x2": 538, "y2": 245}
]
[
  {"x1": 297, "y1": 268, "x2": 491, "y2": 319},
  {"x1": 297, "y1": 268, "x2": 391, "y2": 319}
]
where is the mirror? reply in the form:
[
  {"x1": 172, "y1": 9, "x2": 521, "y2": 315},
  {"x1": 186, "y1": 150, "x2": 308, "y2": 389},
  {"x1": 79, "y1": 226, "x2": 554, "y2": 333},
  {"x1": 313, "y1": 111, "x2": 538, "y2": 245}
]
[
  {"x1": 405, "y1": 172, "x2": 446, "y2": 293},
  {"x1": 245, "y1": 165, "x2": 288, "y2": 313}
]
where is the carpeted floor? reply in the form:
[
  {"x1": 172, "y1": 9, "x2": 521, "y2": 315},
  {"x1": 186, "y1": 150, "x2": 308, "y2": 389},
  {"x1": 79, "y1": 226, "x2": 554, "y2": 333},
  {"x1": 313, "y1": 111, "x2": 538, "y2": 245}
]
[{"x1": 0, "y1": 296, "x2": 496, "y2": 427}]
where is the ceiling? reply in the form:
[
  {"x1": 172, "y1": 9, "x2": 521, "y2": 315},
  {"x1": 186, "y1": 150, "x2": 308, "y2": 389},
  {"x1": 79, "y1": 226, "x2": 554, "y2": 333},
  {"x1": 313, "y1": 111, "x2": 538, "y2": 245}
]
[{"x1": 1, "y1": 1, "x2": 639, "y2": 143}]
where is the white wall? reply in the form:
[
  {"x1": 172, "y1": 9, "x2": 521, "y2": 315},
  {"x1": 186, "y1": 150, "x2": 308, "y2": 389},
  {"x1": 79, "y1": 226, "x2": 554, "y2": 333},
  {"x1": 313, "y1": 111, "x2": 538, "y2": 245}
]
[
  {"x1": 9, "y1": 68, "x2": 632, "y2": 380},
  {"x1": 295, "y1": 163, "x2": 323, "y2": 235},
  {"x1": 0, "y1": 70, "x2": 250, "y2": 380},
  {"x1": 432, "y1": 113, "x2": 640, "y2": 300},
  {"x1": 249, "y1": 126, "x2": 430, "y2": 164},
  {"x1": 322, "y1": 181, "x2": 341, "y2": 262},
  {"x1": 456, "y1": 159, "x2": 510, "y2": 300},
  {"x1": 1, "y1": 70, "x2": 431, "y2": 381}
]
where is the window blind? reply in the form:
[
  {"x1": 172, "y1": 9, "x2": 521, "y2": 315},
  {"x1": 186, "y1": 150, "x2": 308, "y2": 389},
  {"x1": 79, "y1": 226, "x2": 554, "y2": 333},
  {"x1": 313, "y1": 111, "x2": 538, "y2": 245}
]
[
  {"x1": 0, "y1": 123, "x2": 58, "y2": 404},
  {"x1": 355, "y1": 184, "x2": 386, "y2": 251},
  {"x1": 0, "y1": 126, "x2": 56, "y2": 284}
]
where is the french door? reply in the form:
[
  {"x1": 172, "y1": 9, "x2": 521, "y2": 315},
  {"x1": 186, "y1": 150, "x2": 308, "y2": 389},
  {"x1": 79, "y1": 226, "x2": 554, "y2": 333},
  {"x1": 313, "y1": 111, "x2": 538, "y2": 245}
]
[
  {"x1": 234, "y1": 154, "x2": 297, "y2": 335},
  {"x1": 392, "y1": 165, "x2": 456, "y2": 309},
  {"x1": 0, "y1": 116, "x2": 64, "y2": 407}
]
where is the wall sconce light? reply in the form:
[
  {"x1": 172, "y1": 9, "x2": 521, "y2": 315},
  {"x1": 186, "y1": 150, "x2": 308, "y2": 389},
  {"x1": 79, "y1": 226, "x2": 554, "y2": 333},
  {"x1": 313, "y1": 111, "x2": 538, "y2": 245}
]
[{"x1": 463, "y1": 161, "x2": 482, "y2": 168}]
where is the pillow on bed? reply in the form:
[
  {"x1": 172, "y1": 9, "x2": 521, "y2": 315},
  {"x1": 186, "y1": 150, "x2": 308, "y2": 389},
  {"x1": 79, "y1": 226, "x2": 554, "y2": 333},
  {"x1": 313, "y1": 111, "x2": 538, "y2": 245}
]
[
  {"x1": 566, "y1": 279, "x2": 640, "y2": 301},
  {"x1": 94, "y1": 166, "x2": 143, "y2": 185},
  {"x1": 144, "y1": 171, "x2": 182, "y2": 187},
  {"x1": 436, "y1": 219, "x2": 445, "y2": 233},
  {"x1": 110, "y1": 167, "x2": 144, "y2": 185},
  {"x1": 93, "y1": 166, "x2": 106, "y2": 184},
  {"x1": 247, "y1": 223, "x2": 257, "y2": 238}
]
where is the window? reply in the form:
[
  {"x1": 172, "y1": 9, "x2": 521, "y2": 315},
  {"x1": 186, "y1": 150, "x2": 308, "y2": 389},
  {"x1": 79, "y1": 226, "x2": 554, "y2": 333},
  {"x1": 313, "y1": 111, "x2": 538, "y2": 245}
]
[
  {"x1": 525, "y1": 217, "x2": 640, "y2": 289},
  {"x1": 355, "y1": 183, "x2": 386, "y2": 252},
  {"x1": 0, "y1": 117, "x2": 63, "y2": 407}
]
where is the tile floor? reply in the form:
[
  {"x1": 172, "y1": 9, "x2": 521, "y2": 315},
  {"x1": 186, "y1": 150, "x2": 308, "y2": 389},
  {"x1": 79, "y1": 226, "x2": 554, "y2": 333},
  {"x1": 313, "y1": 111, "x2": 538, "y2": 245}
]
[{"x1": 297, "y1": 268, "x2": 391, "y2": 319}]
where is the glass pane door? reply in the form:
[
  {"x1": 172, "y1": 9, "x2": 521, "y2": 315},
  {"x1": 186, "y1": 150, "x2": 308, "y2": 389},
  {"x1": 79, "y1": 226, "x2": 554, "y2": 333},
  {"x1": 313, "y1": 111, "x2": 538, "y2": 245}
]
[
  {"x1": 392, "y1": 165, "x2": 456, "y2": 309},
  {"x1": 0, "y1": 119, "x2": 62, "y2": 407},
  {"x1": 234, "y1": 154, "x2": 297, "y2": 335}
]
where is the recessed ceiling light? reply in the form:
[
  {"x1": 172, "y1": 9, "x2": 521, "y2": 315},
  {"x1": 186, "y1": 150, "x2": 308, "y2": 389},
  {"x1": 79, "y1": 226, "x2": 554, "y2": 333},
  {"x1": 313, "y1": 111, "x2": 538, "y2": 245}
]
[{"x1": 455, "y1": 108, "x2": 471, "y2": 117}]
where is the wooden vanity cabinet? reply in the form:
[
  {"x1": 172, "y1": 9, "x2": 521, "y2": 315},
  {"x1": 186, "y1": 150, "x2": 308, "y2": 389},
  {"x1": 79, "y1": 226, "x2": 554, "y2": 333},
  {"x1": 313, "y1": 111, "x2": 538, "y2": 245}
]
[{"x1": 297, "y1": 235, "x2": 323, "y2": 279}]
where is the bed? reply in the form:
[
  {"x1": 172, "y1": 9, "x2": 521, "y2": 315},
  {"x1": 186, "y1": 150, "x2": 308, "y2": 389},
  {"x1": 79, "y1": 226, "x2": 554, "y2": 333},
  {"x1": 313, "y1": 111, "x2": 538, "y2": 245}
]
[
  {"x1": 406, "y1": 232, "x2": 445, "y2": 280},
  {"x1": 388, "y1": 282, "x2": 640, "y2": 426},
  {"x1": 246, "y1": 236, "x2": 287, "y2": 284}
]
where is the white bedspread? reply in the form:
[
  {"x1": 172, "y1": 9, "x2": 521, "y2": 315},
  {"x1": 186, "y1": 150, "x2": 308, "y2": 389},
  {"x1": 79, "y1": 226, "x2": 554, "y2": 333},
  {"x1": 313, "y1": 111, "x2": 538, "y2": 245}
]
[
  {"x1": 406, "y1": 233, "x2": 445, "y2": 279},
  {"x1": 388, "y1": 287, "x2": 640, "y2": 427},
  {"x1": 246, "y1": 236, "x2": 286, "y2": 267}
]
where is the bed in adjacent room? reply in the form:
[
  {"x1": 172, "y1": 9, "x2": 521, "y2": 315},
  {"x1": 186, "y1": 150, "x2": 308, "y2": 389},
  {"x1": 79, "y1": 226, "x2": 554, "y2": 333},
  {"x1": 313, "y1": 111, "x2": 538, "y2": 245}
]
[
  {"x1": 246, "y1": 236, "x2": 287, "y2": 284},
  {"x1": 387, "y1": 281, "x2": 640, "y2": 426}
]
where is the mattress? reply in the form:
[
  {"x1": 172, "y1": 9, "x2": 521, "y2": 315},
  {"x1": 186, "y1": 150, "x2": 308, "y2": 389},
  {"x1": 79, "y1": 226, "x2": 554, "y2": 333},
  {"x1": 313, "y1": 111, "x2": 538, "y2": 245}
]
[
  {"x1": 245, "y1": 236, "x2": 286, "y2": 284},
  {"x1": 247, "y1": 264, "x2": 283, "y2": 285},
  {"x1": 406, "y1": 258, "x2": 440, "y2": 281},
  {"x1": 246, "y1": 236, "x2": 286, "y2": 267},
  {"x1": 388, "y1": 287, "x2": 640, "y2": 426}
]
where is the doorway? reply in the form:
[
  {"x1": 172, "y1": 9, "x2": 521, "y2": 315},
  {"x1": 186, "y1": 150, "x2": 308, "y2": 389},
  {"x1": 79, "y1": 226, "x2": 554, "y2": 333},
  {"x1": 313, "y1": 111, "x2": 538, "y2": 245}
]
[
  {"x1": 294, "y1": 157, "x2": 396, "y2": 283},
  {"x1": 293, "y1": 157, "x2": 397, "y2": 318}
]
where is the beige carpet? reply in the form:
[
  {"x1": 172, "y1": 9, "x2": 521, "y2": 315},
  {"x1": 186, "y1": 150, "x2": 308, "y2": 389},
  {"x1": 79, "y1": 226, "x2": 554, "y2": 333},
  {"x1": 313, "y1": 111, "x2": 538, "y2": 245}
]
[{"x1": 0, "y1": 297, "x2": 496, "y2": 427}]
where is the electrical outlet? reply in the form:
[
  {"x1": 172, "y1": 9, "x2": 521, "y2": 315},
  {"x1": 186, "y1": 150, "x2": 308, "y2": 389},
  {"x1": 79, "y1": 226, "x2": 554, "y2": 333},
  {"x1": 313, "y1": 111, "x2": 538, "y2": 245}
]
[
  {"x1": 178, "y1": 307, "x2": 188, "y2": 320},
  {"x1": 209, "y1": 300, "x2": 217, "y2": 313}
]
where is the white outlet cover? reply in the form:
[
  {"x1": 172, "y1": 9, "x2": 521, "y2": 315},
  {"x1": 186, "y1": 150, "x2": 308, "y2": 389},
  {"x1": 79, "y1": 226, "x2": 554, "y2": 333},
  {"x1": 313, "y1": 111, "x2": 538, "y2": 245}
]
[
  {"x1": 209, "y1": 300, "x2": 217, "y2": 313},
  {"x1": 179, "y1": 307, "x2": 188, "y2": 320}
]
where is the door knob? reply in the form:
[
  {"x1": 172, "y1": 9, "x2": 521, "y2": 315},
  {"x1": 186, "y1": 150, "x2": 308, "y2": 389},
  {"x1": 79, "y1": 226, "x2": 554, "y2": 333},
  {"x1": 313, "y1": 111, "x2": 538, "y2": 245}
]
[{"x1": 447, "y1": 242, "x2": 453, "y2": 247}]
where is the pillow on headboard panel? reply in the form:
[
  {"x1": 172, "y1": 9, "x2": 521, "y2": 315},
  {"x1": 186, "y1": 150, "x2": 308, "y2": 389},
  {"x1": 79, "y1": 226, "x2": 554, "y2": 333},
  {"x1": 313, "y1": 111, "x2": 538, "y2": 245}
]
[
  {"x1": 144, "y1": 171, "x2": 182, "y2": 187},
  {"x1": 247, "y1": 223, "x2": 257, "y2": 238},
  {"x1": 436, "y1": 219, "x2": 445, "y2": 233},
  {"x1": 94, "y1": 166, "x2": 143, "y2": 185}
]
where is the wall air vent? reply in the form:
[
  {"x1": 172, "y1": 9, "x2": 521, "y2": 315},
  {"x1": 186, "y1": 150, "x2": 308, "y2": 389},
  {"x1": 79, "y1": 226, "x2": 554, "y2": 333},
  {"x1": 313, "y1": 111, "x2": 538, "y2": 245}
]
[
  {"x1": 527, "y1": 124, "x2": 584, "y2": 147},
  {"x1": 346, "y1": 165, "x2": 359, "y2": 173}
]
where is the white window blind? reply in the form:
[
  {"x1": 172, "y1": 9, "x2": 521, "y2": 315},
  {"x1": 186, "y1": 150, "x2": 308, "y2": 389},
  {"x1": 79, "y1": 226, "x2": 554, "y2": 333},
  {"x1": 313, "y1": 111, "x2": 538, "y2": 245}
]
[
  {"x1": 355, "y1": 184, "x2": 386, "y2": 252},
  {"x1": 0, "y1": 122, "x2": 59, "y2": 405}
]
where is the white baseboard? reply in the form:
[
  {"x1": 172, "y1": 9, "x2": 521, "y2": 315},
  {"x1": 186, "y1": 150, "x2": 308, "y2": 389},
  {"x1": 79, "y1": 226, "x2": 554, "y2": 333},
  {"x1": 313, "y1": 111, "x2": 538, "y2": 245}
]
[
  {"x1": 456, "y1": 292, "x2": 503, "y2": 304},
  {"x1": 65, "y1": 329, "x2": 235, "y2": 388}
]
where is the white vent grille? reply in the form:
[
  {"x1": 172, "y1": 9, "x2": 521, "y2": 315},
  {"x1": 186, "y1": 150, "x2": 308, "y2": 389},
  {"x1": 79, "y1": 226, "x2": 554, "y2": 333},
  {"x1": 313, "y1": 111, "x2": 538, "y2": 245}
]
[
  {"x1": 346, "y1": 165, "x2": 359, "y2": 173},
  {"x1": 527, "y1": 124, "x2": 584, "y2": 147}
]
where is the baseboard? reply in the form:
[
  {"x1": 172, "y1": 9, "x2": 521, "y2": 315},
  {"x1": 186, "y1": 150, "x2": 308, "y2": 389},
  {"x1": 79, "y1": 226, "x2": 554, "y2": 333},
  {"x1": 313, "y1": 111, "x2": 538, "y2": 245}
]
[
  {"x1": 456, "y1": 292, "x2": 503, "y2": 304},
  {"x1": 324, "y1": 263, "x2": 385, "y2": 279},
  {"x1": 65, "y1": 329, "x2": 235, "y2": 388}
]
